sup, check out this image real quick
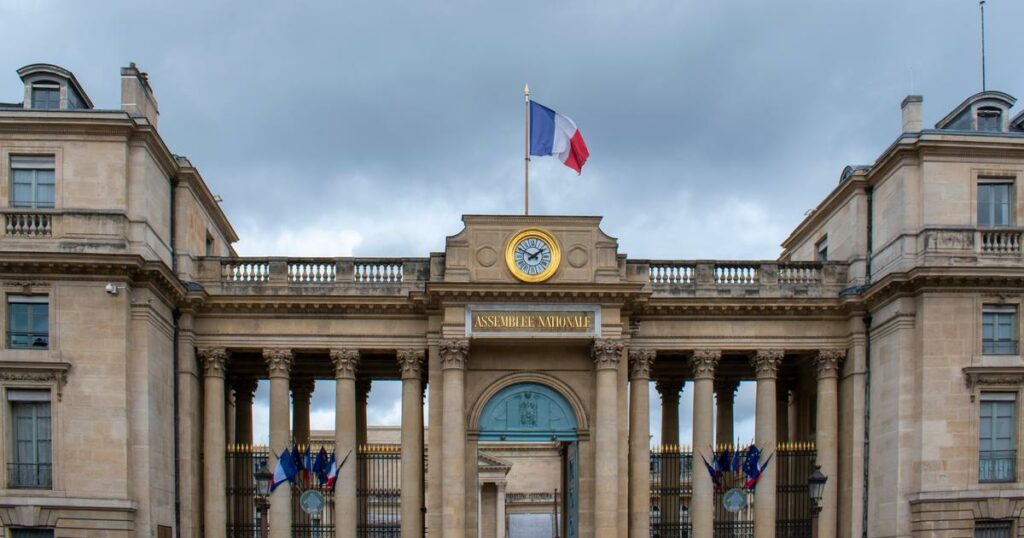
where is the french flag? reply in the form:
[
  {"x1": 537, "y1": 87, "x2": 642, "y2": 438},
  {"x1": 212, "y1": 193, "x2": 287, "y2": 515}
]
[{"x1": 529, "y1": 101, "x2": 590, "y2": 174}]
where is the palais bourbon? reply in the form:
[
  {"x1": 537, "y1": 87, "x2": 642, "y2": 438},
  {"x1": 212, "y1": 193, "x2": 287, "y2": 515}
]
[{"x1": 1, "y1": 63, "x2": 1024, "y2": 538}]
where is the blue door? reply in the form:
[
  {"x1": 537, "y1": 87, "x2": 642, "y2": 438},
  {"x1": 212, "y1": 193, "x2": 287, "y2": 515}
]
[{"x1": 564, "y1": 441, "x2": 578, "y2": 538}]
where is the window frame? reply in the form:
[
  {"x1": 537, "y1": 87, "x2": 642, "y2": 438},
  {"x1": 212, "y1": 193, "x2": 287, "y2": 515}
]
[
  {"x1": 7, "y1": 389, "x2": 52, "y2": 490},
  {"x1": 975, "y1": 519, "x2": 1014, "y2": 538},
  {"x1": 978, "y1": 392, "x2": 1017, "y2": 483},
  {"x1": 9, "y1": 155, "x2": 56, "y2": 209},
  {"x1": 977, "y1": 107, "x2": 1005, "y2": 133},
  {"x1": 815, "y1": 236, "x2": 828, "y2": 262},
  {"x1": 29, "y1": 82, "x2": 61, "y2": 111},
  {"x1": 977, "y1": 178, "x2": 1015, "y2": 228},
  {"x1": 5, "y1": 295, "x2": 48, "y2": 351},
  {"x1": 982, "y1": 304, "x2": 1019, "y2": 356}
]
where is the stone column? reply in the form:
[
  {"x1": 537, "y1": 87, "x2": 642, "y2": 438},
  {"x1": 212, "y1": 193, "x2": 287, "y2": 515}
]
[
  {"x1": 628, "y1": 349, "x2": 655, "y2": 538},
  {"x1": 440, "y1": 339, "x2": 469, "y2": 538},
  {"x1": 357, "y1": 378, "x2": 372, "y2": 447},
  {"x1": 200, "y1": 348, "x2": 229, "y2": 538},
  {"x1": 234, "y1": 377, "x2": 258, "y2": 446},
  {"x1": 495, "y1": 481, "x2": 507, "y2": 538},
  {"x1": 751, "y1": 349, "x2": 784, "y2": 538},
  {"x1": 815, "y1": 349, "x2": 845, "y2": 538},
  {"x1": 655, "y1": 379, "x2": 682, "y2": 529},
  {"x1": 592, "y1": 339, "x2": 622, "y2": 538},
  {"x1": 225, "y1": 385, "x2": 237, "y2": 446},
  {"x1": 691, "y1": 349, "x2": 720, "y2": 538},
  {"x1": 398, "y1": 349, "x2": 425, "y2": 537},
  {"x1": 292, "y1": 378, "x2": 315, "y2": 446},
  {"x1": 655, "y1": 379, "x2": 683, "y2": 448},
  {"x1": 776, "y1": 382, "x2": 790, "y2": 444},
  {"x1": 331, "y1": 349, "x2": 360, "y2": 538},
  {"x1": 264, "y1": 348, "x2": 294, "y2": 538},
  {"x1": 714, "y1": 379, "x2": 739, "y2": 446}
]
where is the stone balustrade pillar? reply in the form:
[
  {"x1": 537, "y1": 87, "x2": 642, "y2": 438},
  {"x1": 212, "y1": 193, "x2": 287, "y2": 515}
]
[
  {"x1": 815, "y1": 349, "x2": 845, "y2": 538},
  {"x1": 440, "y1": 339, "x2": 469, "y2": 538},
  {"x1": 264, "y1": 348, "x2": 294, "y2": 538},
  {"x1": 292, "y1": 377, "x2": 315, "y2": 446},
  {"x1": 331, "y1": 349, "x2": 360, "y2": 538},
  {"x1": 715, "y1": 379, "x2": 738, "y2": 445},
  {"x1": 592, "y1": 339, "x2": 623, "y2": 538},
  {"x1": 751, "y1": 349, "x2": 784, "y2": 538},
  {"x1": 628, "y1": 349, "x2": 655, "y2": 538},
  {"x1": 691, "y1": 349, "x2": 720, "y2": 538},
  {"x1": 398, "y1": 349, "x2": 425, "y2": 537},
  {"x1": 233, "y1": 377, "x2": 258, "y2": 446},
  {"x1": 200, "y1": 348, "x2": 229, "y2": 538}
]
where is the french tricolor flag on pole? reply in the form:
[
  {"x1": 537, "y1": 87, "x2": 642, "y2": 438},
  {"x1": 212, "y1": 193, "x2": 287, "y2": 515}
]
[{"x1": 529, "y1": 101, "x2": 590, "y2": 174}]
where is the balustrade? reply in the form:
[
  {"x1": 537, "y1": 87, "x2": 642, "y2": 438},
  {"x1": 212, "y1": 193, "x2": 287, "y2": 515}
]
[
  {"x1": 715, "y1": 263, "x2": 759, "y2": 285},
  {"x1": 223, "y1": 261, "x2": 270, "y2": 283},
  {"x1": 980, "y1": 229, "x2": 1023, "y2": 254},
  {"x1": 353, "y1": 261, "x2": 403, "y2": 284},
  {"x1": 4, "y1": 212, "x2": 52, "y2": 237},
  {"x1": 288, "y1": 260, "x2": 337, "y2": 284},
  {"x1": 777, "y1": 264, "x2": 821, "y2": 285},
  {"x1": 650, "y1": 263, "x2": 695, "y2": 285}
]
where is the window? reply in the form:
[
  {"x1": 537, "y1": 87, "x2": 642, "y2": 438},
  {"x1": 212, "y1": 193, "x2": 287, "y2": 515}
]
[
  {"x1": 205, "y1": 232, "x2": 215, "y2": 257},
  {"x1": 7, "y1": 296, "x2": 48, "y2": 349},
  {"x1": 978, "y1": 180, "x2": 1013, "y2": 227},
  {"x1": 979, "y1": 393, "x2": 1016, "y2": 483},
  {"x1": 978, "y1": 108, "x2": 1003, "y2": 133},
  {"x1": 982, "y1": 305, "x2": 1017, "y2": 355},
  {"x1": 8, "y1": 390, "x2": 52, "y2": 489},
  {"x1": 10, "y1": 156, "x2": 55, "y2": 209},
  {"x1": 816, "y1": 236, "x2": 828, "y2": 262},
  {"x1": 976, "y1": 519, "x2": 1013, "y2": 538},
  {"x1": 30, "y1": 83, "x2": 60, "y2": 110}
]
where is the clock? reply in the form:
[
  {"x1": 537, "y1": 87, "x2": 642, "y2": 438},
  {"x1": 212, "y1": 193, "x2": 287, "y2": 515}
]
[{"x1": 505, "y1": 228, "x2": 561, "y2": 283}]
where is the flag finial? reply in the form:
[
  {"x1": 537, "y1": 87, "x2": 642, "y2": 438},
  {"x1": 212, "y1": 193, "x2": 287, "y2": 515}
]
[{"x1": 524, "y1": 83, "x2": 529, "y2": 96}]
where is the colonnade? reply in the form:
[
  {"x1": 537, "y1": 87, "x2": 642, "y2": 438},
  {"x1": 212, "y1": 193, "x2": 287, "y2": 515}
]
[
  {"x1": 197, "y1": 342, "x2": 843, "y2": 538},
  {"x1": 196, "y1": 347, "x2": 426, "y2": 538}
]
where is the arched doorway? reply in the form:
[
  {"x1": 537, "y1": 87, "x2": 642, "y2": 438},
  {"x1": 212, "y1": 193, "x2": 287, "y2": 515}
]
[{"x1": 478, "y1": 382, "x2": 579, "y2": 538}]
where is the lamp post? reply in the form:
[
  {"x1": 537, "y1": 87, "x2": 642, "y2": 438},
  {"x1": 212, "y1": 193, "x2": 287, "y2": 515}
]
[
  {"x1": 807, "y1": 465, "x2": 827, "y2": 538},
  {"x1": 254, "y1": 458, "x2": 273, "y2": 538}
]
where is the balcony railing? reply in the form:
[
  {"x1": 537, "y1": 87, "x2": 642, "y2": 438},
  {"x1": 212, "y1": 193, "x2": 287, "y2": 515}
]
[
  {"x1": 979, "y1": 450, "x2": 1016, "y2": 482},
  {"x1": 4, "y1": 211, "x2": 52, "y2": 237},
  {"x1": 8, "y1": 462, "x2": 52, "y2": 488},
  {"x1": 980, "y1": 229, "x2": 1023, "y2": 254},
  {"x1": 211, "y1": 257, "x2": 427, "y2": 291},
  {"x1": 642, "y1": 261, "x2": 843, "y2": 298}
]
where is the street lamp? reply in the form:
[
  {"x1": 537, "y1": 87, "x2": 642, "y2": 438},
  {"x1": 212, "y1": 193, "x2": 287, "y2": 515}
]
[
  {"x1": 254, "y1": 459, "x2": 273, "y2": 538},
  {"x1": 808, "y1": 465, "x2": 827, "y2": 538}
]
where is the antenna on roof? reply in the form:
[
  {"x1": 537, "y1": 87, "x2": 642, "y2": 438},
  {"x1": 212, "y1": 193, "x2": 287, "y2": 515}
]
[{"x1": 979, "y1": 0, "x2": 987, "y2": 91}]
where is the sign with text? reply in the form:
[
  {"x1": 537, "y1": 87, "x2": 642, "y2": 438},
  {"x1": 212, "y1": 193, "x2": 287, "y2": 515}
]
[{"x1": 466, "y1": 305, "x2": 600, "y2": 338}]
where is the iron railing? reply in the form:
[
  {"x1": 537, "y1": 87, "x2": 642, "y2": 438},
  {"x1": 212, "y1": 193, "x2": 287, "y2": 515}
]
[
  {"x1": 357, "y1": 444, "x2": 401, "y2": 537},
  {"x1": 651, "y1": 447, "x2": 693, "y2": 537},
  {"x1": 7, "y1": 462, "x2": 51, "y2": 488},
  {"x1": 980, "y1": 450, "x2": 1016, "y2": 482},
  {"x1": 774, "y1": 444, "x2": 815, "y2": 538}
]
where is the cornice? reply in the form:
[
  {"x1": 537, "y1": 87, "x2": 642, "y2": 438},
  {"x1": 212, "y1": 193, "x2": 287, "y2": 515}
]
[
  {"x1": 195, "y1": 295, "x2": 426, "y2": 316},
  {"x1": 862, "y1": 266, "x2": 1024, "y2": 310},
  {"x1": 424, "y1": 281, "x2": 648, "y2": 306},
  {"x1": 638, "y1": 297, "x2": 849, "y2": 317}
]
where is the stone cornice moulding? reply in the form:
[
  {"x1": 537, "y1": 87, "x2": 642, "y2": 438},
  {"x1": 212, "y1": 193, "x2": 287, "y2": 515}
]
[
  {"x1": 0, "y1": 360, "x2": 71, "y2": 401},
  {"x1": 963, "y1": 366, "x2": 1024, "y2": 393}
]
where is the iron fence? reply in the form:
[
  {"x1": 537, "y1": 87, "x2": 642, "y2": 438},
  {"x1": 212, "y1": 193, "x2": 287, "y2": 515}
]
[
  {"x1": 357, "y1": 444, "x2": 401, "y2": 538},
  {"x1": 650, "y1": 442, "x2": 816, "y2": 538},
  {"x1": 226, "y1": 444, "x2": 336, "y2": 538},
  {"x1": 7, "y1": 462, "x2": 51, "y2": 488}
]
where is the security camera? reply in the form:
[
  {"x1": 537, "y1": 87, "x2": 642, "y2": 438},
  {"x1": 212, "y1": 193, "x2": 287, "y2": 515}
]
[{"x1": 105, "y1": 283, "x2": 120, "y2": 296}]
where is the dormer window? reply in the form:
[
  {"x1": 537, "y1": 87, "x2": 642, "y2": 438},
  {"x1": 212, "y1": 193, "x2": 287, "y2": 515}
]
[
  {"x1": 978, "y1": 107, "x2": 1003, "y2": 133},
  {"x1": 30, "y1": 83, "x2": 60, "y2": 110}
]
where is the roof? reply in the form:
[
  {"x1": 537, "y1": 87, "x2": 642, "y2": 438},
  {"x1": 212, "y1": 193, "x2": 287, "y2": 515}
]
[
  {"x1": 935, "y1": 90, "x2": 1016, "y2": 130},
  {"x1": 16, "y1": 63, "x2": 94, "y2": 109}
]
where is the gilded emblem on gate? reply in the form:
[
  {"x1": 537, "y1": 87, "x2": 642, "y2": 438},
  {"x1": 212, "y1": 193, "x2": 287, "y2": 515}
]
[{"x1": 505, "y1": 228, "x2": 561, "y2": 283}]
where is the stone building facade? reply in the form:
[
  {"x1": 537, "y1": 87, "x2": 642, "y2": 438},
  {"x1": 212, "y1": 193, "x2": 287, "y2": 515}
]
[{"x1": 0, "y1": 63, "x2": 1023, "y2": 538}]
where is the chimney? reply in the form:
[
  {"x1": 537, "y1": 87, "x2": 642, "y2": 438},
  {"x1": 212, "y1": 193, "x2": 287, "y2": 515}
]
[
  {"x1": 121, "y1": 62, "x2": 159, "y2": 128},
  {"x1": 901, "y1": 95, "x2": 922, "y2": 133}
]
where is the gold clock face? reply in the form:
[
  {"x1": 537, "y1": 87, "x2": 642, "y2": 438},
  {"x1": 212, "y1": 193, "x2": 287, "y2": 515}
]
[{"x1": 506, "y1": 228, "x2": 561, "y2": 283}]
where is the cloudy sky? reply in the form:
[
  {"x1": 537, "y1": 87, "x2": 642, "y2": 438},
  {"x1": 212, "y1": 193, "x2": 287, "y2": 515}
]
[{"x1": 4, "y1": 0, "x2": 1023, "y2": 445}]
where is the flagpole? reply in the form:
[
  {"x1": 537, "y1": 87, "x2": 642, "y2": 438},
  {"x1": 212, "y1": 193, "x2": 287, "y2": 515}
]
[{"x1": 524, "y1": 83, "x2": 530, "y2": 216}]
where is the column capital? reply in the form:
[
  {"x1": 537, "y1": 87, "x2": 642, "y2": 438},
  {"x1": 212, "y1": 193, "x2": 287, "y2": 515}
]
[
  {"x1": 691, "y1": 349, "x2": 721, "y2": 380},
  {"x1": 592, "y1": 338, "x2": 624, "y2": 370},
  {"x1": 751, "y1": 349, "x2": 784, "y2": 379},
  {"x1": 262, "y1": 348, "x2": 294, "y2": 378},
  {"x1": 198, "y1": 347, "x2": 229, "y2": 377},
  {"x1": 291, "y1": 377, "x2": 315, "y2": 404},
  {"x1": 232, "y1": 376, "x2": 259, "y2": 404},
  {"x1": 628, "y1": 349, "x2": 656, "y2": 379},
  {"x1": 330, "y1": 349, "x2": 360, "y2": 380},
  {"x1": 815, "y1": 348, "x2": 846, "y2": 379},
  {"x1": 397, "y1": 349, "x2": 426, "y2": 380},
  {"x1": 714, "y1": 378, "x2": 740, "y2": 398},
  {"x1": 439, "y1": 338, "x2": 470, "y2": 370},
  {"x1": 655, "y1": 379, "x2": 683, "y2": 405}
]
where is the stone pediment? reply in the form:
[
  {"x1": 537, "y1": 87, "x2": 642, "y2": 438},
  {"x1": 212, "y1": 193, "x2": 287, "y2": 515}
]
[{"x1": 443, "y1": 215, "x2": 622, "y2": 284}]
